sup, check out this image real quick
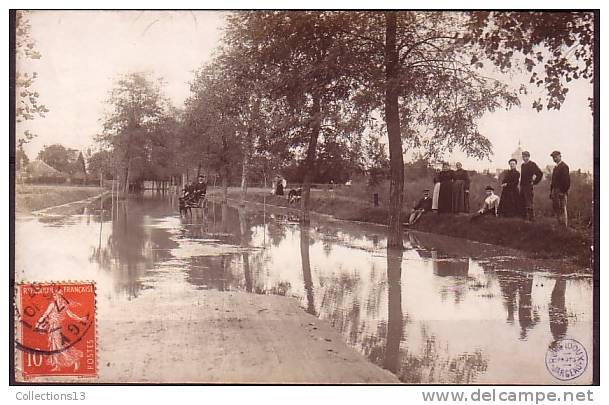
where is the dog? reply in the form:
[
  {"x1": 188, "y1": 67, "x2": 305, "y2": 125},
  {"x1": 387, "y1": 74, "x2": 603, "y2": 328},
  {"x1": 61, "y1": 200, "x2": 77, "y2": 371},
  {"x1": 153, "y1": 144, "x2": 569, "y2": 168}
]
[{"x1": 287, "y1": 188, "x2": 303, "y2": 204}]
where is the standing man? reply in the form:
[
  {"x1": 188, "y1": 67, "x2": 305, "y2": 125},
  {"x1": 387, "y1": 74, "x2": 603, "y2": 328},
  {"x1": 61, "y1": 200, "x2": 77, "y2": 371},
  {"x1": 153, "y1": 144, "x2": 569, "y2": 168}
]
[
  {"x1": 550, "y1": 151, "x2": 570, "y2": 227},
  {"x1": 520, "y1": 151, "x2": 544, "y2": 221}
]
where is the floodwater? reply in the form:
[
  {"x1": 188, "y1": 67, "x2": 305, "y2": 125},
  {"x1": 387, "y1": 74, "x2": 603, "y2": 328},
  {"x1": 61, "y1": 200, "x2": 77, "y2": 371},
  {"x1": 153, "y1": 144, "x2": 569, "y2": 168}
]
[{"x1": 15, "y1": 192, "x2": 594, "y2": 384}]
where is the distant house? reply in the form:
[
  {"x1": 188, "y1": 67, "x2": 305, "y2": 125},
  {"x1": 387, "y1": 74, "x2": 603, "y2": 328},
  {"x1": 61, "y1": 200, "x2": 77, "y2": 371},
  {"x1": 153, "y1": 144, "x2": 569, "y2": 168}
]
[{"x1": 23, "y1": 159, "x2": 68, "y2": 182}]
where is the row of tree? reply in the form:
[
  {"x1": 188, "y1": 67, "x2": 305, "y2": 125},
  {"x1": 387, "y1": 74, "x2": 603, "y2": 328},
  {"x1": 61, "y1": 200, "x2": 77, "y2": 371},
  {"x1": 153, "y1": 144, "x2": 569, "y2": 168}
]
[
  {"x1": 95, "y1": 11, "x2": 593, "y2": 247},
  {"x1": 17, "y1": 143, "x2": 86, "y2": 176}
]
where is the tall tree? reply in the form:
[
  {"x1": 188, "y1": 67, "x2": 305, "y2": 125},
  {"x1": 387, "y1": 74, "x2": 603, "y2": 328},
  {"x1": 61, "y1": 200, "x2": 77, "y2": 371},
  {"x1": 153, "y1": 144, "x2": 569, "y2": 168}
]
[
  {"x1": 183, "y1": 62, "x2": 243, "y2": 201},
  {"x1": 100, "y1": 72, "x2": 167, "y2": 193},
  {"x1": 15, "y1": 11, "x2": 48, "y2": 146},
  {"x1": 72, "y1": 151, "x2": 87, "y2": 177},
  {"x1": 338, "y1": 11, "x2": 519, "y2": 246},
  {"x1": 87, "y1": 149, "x2": 115, "y2": 180},
  {"x1": 212, "y1": 47, "x2": 288, "y2": 204},
  {"x1": 224, "y1": 11, "x2": 367, "y2": 223}
]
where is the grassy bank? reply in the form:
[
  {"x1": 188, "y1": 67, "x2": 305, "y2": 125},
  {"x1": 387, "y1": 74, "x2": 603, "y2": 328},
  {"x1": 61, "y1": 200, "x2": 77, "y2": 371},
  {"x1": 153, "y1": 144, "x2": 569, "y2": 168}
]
[
  {"x1": 413, "y1": 214, "x2": 592, "y2": 267},
  {"x1": 220, "y1": 188, "x2": 592, "y2": 267},
  {"x1": 15, "y1": 184, "x2": 105, "y2": 213}
]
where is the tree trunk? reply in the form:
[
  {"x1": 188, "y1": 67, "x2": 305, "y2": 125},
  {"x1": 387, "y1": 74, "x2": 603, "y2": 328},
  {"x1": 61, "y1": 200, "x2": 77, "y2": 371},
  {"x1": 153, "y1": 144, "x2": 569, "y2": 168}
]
[
  {"x1": 384, "y1": 12, "x2": 405, "y2": 248},
  {"x1": 221, "y1": 134, "x2": 230, "y2": 203},
  {"x1": 240, "y1": 129, "x2": 251, "y2": 206},
  {"x1": 300, "y1": 93, "x2": 322, "y2": 224},
  {"x1": 123, "y1": 159, "x2": 131, "y2": 195},
  {"x1": 221, "y1": 169, "x2": 229, "y2": 203}
]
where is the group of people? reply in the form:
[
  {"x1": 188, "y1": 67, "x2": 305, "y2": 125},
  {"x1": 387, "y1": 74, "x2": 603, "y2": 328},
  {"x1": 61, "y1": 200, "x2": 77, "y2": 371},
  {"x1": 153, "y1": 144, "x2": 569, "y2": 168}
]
[
  {"x1": 180, "y1": 174, "x2": 208, "y2": 211},
  {"x1": 432, "y1": 161, "x2": 472, "y2": 214},
  {"x1": 407, "y1": 150, "x2": 571, "y2": 227}
]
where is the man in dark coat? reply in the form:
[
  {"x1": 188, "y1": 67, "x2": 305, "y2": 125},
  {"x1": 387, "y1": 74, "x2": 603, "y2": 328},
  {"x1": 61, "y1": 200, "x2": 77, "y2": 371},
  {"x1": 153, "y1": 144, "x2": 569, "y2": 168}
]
[
  {"x1": 194, "y1": 174, "x2": 207, "y2": 198},
  {"x1": 520, "y1": 151, "x2": 544, "y2": 221},
  {"x1": 406, "y1": 189, "x2": 432, "y2": 225},
  {"x1": 550, "y1": 151, "x2": 570, "y2": 227}
]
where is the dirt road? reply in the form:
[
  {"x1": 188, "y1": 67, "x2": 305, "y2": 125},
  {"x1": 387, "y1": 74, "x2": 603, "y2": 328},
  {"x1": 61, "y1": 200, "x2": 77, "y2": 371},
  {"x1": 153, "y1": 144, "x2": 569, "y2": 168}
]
[{"x1": 96, "y1": 271, "x2": 399, "y2": 383}]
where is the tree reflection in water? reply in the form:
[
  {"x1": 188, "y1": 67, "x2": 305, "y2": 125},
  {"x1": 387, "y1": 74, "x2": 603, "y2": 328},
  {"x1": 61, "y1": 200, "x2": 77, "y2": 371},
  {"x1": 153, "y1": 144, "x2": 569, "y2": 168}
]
[
  {"x1": 81, "y1": 196, "x2": 587, "y2": 384},
  {"x1": 89, "y1": 198, "x2": 148, "y2": 299},
  {"x1": 299, "y1": 224, "x2": 317, "y2": 316},
  {"x1": 238, "y1": 206, "x2": 253, "y2": 293},
  {"x1": 384, "y1": 248, "x2": 404, "y2": 373}
]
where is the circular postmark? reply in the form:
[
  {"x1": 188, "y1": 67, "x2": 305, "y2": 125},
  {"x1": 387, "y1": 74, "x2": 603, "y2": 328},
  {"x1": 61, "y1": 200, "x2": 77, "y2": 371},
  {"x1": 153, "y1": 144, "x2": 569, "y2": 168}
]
[{"x1": 545, "y1": 338, "x2": 588, "y2": 381}]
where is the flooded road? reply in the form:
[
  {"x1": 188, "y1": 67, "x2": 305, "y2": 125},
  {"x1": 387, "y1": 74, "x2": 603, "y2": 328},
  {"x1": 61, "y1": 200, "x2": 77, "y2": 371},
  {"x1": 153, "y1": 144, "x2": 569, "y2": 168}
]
[{"x1": 15, "y1": 192, "x2": 593, "y2": 384}]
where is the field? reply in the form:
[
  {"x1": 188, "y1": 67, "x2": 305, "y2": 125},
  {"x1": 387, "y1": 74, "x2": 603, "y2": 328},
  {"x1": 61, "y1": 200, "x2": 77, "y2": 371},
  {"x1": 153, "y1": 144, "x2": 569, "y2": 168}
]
[{"x1": 15, "y1": 184, "x2": 105, "y2": 213}]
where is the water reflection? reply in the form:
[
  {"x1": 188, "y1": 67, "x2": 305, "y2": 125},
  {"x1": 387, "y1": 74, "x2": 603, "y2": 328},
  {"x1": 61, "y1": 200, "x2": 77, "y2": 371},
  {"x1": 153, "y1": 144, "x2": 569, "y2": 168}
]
[
  {"x1": 384, "y1": 248, "x2": 403, "y2": 374},
  {"x1": 496, "y1": 271, "x2": 540, "y2": 339},
  {"x1": 550, "y1": 276, "x2": 568, "y2": 342},
  {"x1": 300, "y1": 224, "x2": 316, "y2": 316},
  {"x1": 16, "y1": 193, "x2": 592, "y2": 384}
]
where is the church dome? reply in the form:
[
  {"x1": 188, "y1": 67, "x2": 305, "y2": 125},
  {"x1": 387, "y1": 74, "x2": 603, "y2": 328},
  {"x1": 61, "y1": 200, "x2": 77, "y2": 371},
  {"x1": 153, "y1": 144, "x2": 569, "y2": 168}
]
[{"x1": 511, "y1": 140, "x2": 524, "y2": 163}]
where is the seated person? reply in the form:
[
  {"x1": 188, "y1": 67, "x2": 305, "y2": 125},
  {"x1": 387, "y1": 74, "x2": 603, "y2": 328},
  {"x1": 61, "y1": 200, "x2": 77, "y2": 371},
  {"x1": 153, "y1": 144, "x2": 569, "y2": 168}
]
[
  {"x1": 193, "y1": 175, "x2": 207, "y2": 199},
  {"x1": 182, "y1": 181, "x2": 194, "y2": 197},
  {"x1": 180, "y1": 181, "x2": 197, "y2": 205},
  {"x1": 471, "y1": 186, "x2": 500, "y2": 220},
  {"x1": 288, "y1": 188, "x2": 303, "y2": 204},
  {"x1": 406, "y1": 189, "x2": 432, "y2": 225}
]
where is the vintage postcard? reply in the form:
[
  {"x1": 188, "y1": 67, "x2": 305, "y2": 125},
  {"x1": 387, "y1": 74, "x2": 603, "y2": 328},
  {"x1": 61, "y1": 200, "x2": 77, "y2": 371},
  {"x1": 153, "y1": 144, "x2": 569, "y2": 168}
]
[{"x1": 11, "y1": 9, "x2": 597, "y2": 385}]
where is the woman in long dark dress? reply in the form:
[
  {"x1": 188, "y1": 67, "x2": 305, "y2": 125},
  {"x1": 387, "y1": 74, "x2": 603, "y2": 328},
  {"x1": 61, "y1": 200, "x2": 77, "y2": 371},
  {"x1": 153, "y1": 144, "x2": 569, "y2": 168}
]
[
  {"x1": 452, "y1": 162, "x2": 470, "y2": 213},
  {"x1": 437, "y1": 162, "x2": 454, "y2": 213},
  {"x1": 498, "y1": 159, "x2": 522, "y2": 217}
]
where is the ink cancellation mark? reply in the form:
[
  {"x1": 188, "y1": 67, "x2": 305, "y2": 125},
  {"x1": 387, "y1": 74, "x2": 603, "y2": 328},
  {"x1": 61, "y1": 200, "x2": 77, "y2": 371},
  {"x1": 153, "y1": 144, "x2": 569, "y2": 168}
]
[{"x1": 545, "y1": 338, "x2": 588, "y2": 381}]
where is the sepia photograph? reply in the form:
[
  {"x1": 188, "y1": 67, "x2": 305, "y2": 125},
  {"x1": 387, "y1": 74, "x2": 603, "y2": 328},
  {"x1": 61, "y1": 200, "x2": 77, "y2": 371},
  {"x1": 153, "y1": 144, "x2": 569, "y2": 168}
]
[{"x1": 10, "y1": 8, "x2": 598, "y2": 388}]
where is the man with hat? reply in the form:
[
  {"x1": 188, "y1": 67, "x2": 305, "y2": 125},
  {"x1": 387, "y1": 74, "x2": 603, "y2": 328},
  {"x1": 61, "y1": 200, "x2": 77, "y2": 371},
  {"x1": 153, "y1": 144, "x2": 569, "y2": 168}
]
[
  {"x1": 520, "y1": 151, "x2": 544, "y2": 221},
  {"x1": 406, "y1": 189, "x2": 433, "y2": 225},
  {"x1": 194, "y1": 174, "x2": 207, "y2": 197},
  {"x1": 550, "y1": 151, "x2": 570, "y2": 227},
  {"x1": 471, "y1": 185, "x2": 500, "y2": 220}
]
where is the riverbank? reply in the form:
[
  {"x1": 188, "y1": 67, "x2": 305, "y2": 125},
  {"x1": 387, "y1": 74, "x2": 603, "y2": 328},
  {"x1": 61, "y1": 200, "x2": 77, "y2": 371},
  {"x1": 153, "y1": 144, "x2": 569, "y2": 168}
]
[
  {"x1": 15, "y1": 184, "x2": 105, "y2": 214},
  {"x1": 214, "y1": 188, "x2": 593, "y2": 268}
]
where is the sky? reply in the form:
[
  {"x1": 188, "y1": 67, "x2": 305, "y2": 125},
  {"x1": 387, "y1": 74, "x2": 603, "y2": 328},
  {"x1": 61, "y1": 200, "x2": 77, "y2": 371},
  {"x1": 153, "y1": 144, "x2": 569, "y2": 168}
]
[{"x1": 16, "y1": 10, "x2": 594, "y2": 172}]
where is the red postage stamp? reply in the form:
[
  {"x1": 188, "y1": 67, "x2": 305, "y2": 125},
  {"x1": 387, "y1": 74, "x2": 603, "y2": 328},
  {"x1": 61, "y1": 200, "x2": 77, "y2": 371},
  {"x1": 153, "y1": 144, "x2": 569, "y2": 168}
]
[{"x1": 15, "y1": 282, "x2": 97, "y2": 380}]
